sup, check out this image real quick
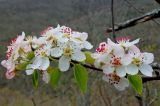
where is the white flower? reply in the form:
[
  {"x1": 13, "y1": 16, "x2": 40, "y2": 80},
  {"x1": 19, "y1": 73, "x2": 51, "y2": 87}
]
[
  {"x1": 126, "y1": 52, "x2": 154, "y2": 76},
  {"x1": 25, "y1": 44, "x2": 51, "y2": 75},
  {"x1": 102, "y1": 73, "x2": 129, "y2": 91},
  {"x1": 51, "y1": 42, "x2": 86, "y2": 71}
]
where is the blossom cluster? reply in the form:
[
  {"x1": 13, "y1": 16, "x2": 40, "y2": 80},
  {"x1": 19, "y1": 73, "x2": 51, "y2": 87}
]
[
  {"x1": 1, "y1": 25, "x2": 93, "y2": 83},
  {"x1": 92, "y1": 38, "x2": 154, "y2": 90}
]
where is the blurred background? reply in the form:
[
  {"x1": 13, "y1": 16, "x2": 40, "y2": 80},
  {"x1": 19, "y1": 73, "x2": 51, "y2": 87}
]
[{"x1": 0, "y1": 0, "x2": 160, "y2": 106}]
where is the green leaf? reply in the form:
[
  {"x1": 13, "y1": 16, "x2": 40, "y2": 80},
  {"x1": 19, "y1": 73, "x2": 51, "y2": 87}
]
[
  {"x1": 32, "y1": 70, "x2": 39, "y2": 89},
  {"x1": 48, "y1": 67, "x2": 61, "y2": 87},
  {"x1": 74, "y1": 64, "x2": 88, "y2": 93},
  {"x1": 15, "y1": 61, "x2": 29, "y2": 71},
  {"x1": 27, "y1": 51, "x2": 35, "y2": 60},
  {"x1": 128, "y1": 75, "x2": 143, "y2": 95},
  {"x1": 85, "y1": 52, "x2": 95, "y2": 65}
]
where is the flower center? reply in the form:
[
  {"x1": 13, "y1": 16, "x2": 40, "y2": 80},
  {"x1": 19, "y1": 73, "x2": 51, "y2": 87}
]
[
  {"x1": 108, "y1": 73, "x2": 120, "y2": 85},
  {"x1": 111, "y1": 57, "x2": 122, "y2": 66},
  {"x1": 63, "y1": 47, "x2": 72, "y2": 56},
  {"x1": 132, "y1": 57, "x2": 141, "y2": 66}
]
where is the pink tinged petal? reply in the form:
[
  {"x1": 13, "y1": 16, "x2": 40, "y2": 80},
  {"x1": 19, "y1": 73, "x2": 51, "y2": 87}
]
[
  {"x1": 126, "y1": 64, "x2": 138, "y2": 75},
  {"x1": 102, "y1": 65, "x2": 114, "y2": 74},
  {"x1": 113, "y1": 45, "x2": 125, "y2": 57},
  {"x1": 51, "y1": 47, "x2": 63, "y2": 57},
  {"x1": 116, "y1": 66, "x2": 126, "y2": 77},
  {"x1": 42, "y1": 71, "x2": 50, "y2": 83},
  {"x1": 143, "y1": 52, "x2": 154, "y2": 64},
  {"x1": 5, "y1": 71, "x2": 15, "y2": 79},
  {"x1": 139, "y1": 64, "x2": 153, "y2": 77},
  {"x1": 102, "y1": 75, "x2": 109, "y2": 83},
  {"x1": 129, "y1": 45, "x2": 140, "y2": 54},
  {"x1": 71, "y1": 51, "x2": 86, "y2": 62},
  {"x1": 114, "y1": 78, "x2": 129, "y2": 91},
  {"x1": 84, "y1": 41, "x2": 93, "y2": 50},
  {"x1": 26, "y1": 69, "x2": 34, "y2": 75},
  {"x1": 59, "y1": 56, "x2": 71, "y2": 71},
  {"x1": 1, "y1": 60, "x2": 7, "y2": 68},
  {"x1": 121, "y1": 54, "x2": 132, "y2": 65},
  {"x1": 39, "y1": 57, "x2": 50, "y2": 70}
]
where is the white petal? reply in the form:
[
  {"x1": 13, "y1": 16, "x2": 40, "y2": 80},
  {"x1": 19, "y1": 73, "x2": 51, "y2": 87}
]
[
  {"x1": 39, "y1": 57, "x2": 50, "y2": 70},
  {"x1": 1, "y1": 60, "x2": 7, "y2": 68},
  {"x1": 42, "y1": 71, "x2": 50, "y2": 83},
  {"x1": 130, "y1": 38, "x2": 140, "y2": 45},
  {"x1": 114, "y1": 78, "x2": 129, "y2": 91},
  {"x1": 71, "y1": 51, "x2": 86, "y2": 61},
  {"x1": 139, "y1": 64, "x2": 153, "y2": 76},
  {"x1": 116, "y1": 66, "x2": 126, "y2": 77},
  {"x1": 143, "y1": 52, "x2": 154, "y2": 64},
  {"x1": 113, "y1": 45, "x2": 125, "y2": 57},
  {"x1": 84, "y1": 41, "x2": 93, "y2": 50},
  {"x1": 51, "y1": 47, "x2": 63, "y2": 57},
  {"x1": 102, "y1": 75, "x2": 109, "y2": 83},
  {"x1": 126, "y1": 64, "x2": 139, "y2": 75},
  {"x1": 59, "y1": 56, "x2": 71, "y2": 71},
  {"x1": 121, "y1": 54, "x2": 132, "y2": 65},
  {"x1": 26, "y1": 69, "x2": 34, "y2": 75},
  {"x1": 31, "y1": 56, "x2": 42, "y2": 69},
  {"x1": 102, "y1": 65, "x2": 114, "y2": 74},
  {"x1": 129, "y1": 45, "x2": 140, "y2": 54}
]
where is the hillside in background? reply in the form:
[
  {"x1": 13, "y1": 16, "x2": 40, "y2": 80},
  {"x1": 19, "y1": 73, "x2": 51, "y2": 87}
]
[{"x1": 0, "y1": 0, "x2": 160, "y2": 106}]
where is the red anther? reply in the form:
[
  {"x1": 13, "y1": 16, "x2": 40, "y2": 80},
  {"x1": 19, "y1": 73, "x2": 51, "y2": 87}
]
[
  {"x1": 115, "y1": 37, "x2": 131, "y2": 42},
  {"x1": 62, "y1": 27, "x2": 72, "y2": 34}
]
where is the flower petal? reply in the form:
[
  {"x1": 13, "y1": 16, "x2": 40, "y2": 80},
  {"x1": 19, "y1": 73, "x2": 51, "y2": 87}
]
[
  {"x1": 139, "y1": 64, "x2": 153, "y2": 76},
  {"x1": 84, "y1": 41, "x2": 93, "y2": 50},
  {"x1": 102, "y1": 75, "x2": 109, "y2": 83},
  {"x1": 121, "y1": 54, "x2": 132, "y2": 65},
  {"x1": 39, "y1": 57, "x2": 50, "y2": 70},
  {"x1": 143, "y1": 52, "x2": 154, "y2": 64},
  {"x1": 126, "y1": 64, "x2": 139, "y2": 75},
  {"x1": 71, "y1": 51, "x2": 86, "y2": 61},
  {"x1": 51, "y1": 47, "x2": 63, "y2": 57},
  {"x1": 114, "y1": 78, "x2": 129, "y2": 91},
  {"x1": 129, "y1": 45, "x2": 140, "y2": 54},
  {"x1": 26, "y1": 69, "x2": 34, "y2": 75},
  {"x1": 31, "y1": 56, "x2": 42, "y2": 69},
  {"x1": 116, "y1": 66, "x2": 126, "y2": 77},
  {"x1": 42, "y1": 71, "x2": 50, "y2": 83},
  {"x1": 5, "y1": 71, "x2": 15, "y2": 79},
  {"x1": 102, "y1": 65, "x2": 114, "y2": 74},
  {"x1": 59, "y1": 56, "x2": 71, "y2": 71}
]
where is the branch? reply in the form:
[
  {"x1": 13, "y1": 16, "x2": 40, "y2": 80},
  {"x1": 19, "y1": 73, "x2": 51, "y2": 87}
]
[
  {"x1": 155, "y1": 0, "x2": 160, "y2": 4},
  {"x1": 75, "y1": 61, "x2": 160, "y2": 83},
  {"x1": 106, "y1": 9, "x2": 160, "y2": 33}
]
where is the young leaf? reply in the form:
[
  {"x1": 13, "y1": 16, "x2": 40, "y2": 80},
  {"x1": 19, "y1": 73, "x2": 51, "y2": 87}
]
[
  {"x1": 85, "y1": 52, "x2": 95, "y2": 65},
  {"x1": 74, "y1": 64, "x2": 88, "y2": 93},
  {"x1": 128, "y1": 75, "x2": 143, "y2": 95},
  {"x1": 15, "y1": 61, "x2": 29, "y2": 71},
  {"x1": 48, "y1": 67, "x2": 61, "y2": 87},
  {"x1": 32, "y1": 70, "x2": 39, "y2": 89},
  {"x1": 27, "y1": 51, "x2": 35, "y2": 60}
]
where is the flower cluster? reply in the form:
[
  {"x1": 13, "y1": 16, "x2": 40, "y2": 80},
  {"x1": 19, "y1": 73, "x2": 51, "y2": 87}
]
[
  {"x1": 1, "y1": 25, "x2": 93, "y2": 83},
  {"x1": 92, "y1": 38, "x2": 154, "y2": 90}
]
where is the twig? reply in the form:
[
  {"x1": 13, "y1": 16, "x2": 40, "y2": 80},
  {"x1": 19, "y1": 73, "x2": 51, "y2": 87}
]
[
  {"x1": 106, "y1": 9, "x2": 160, "y2": 33},
  {"x1": 111, "y1": 0, "x2": 116, "y2": 41}
]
